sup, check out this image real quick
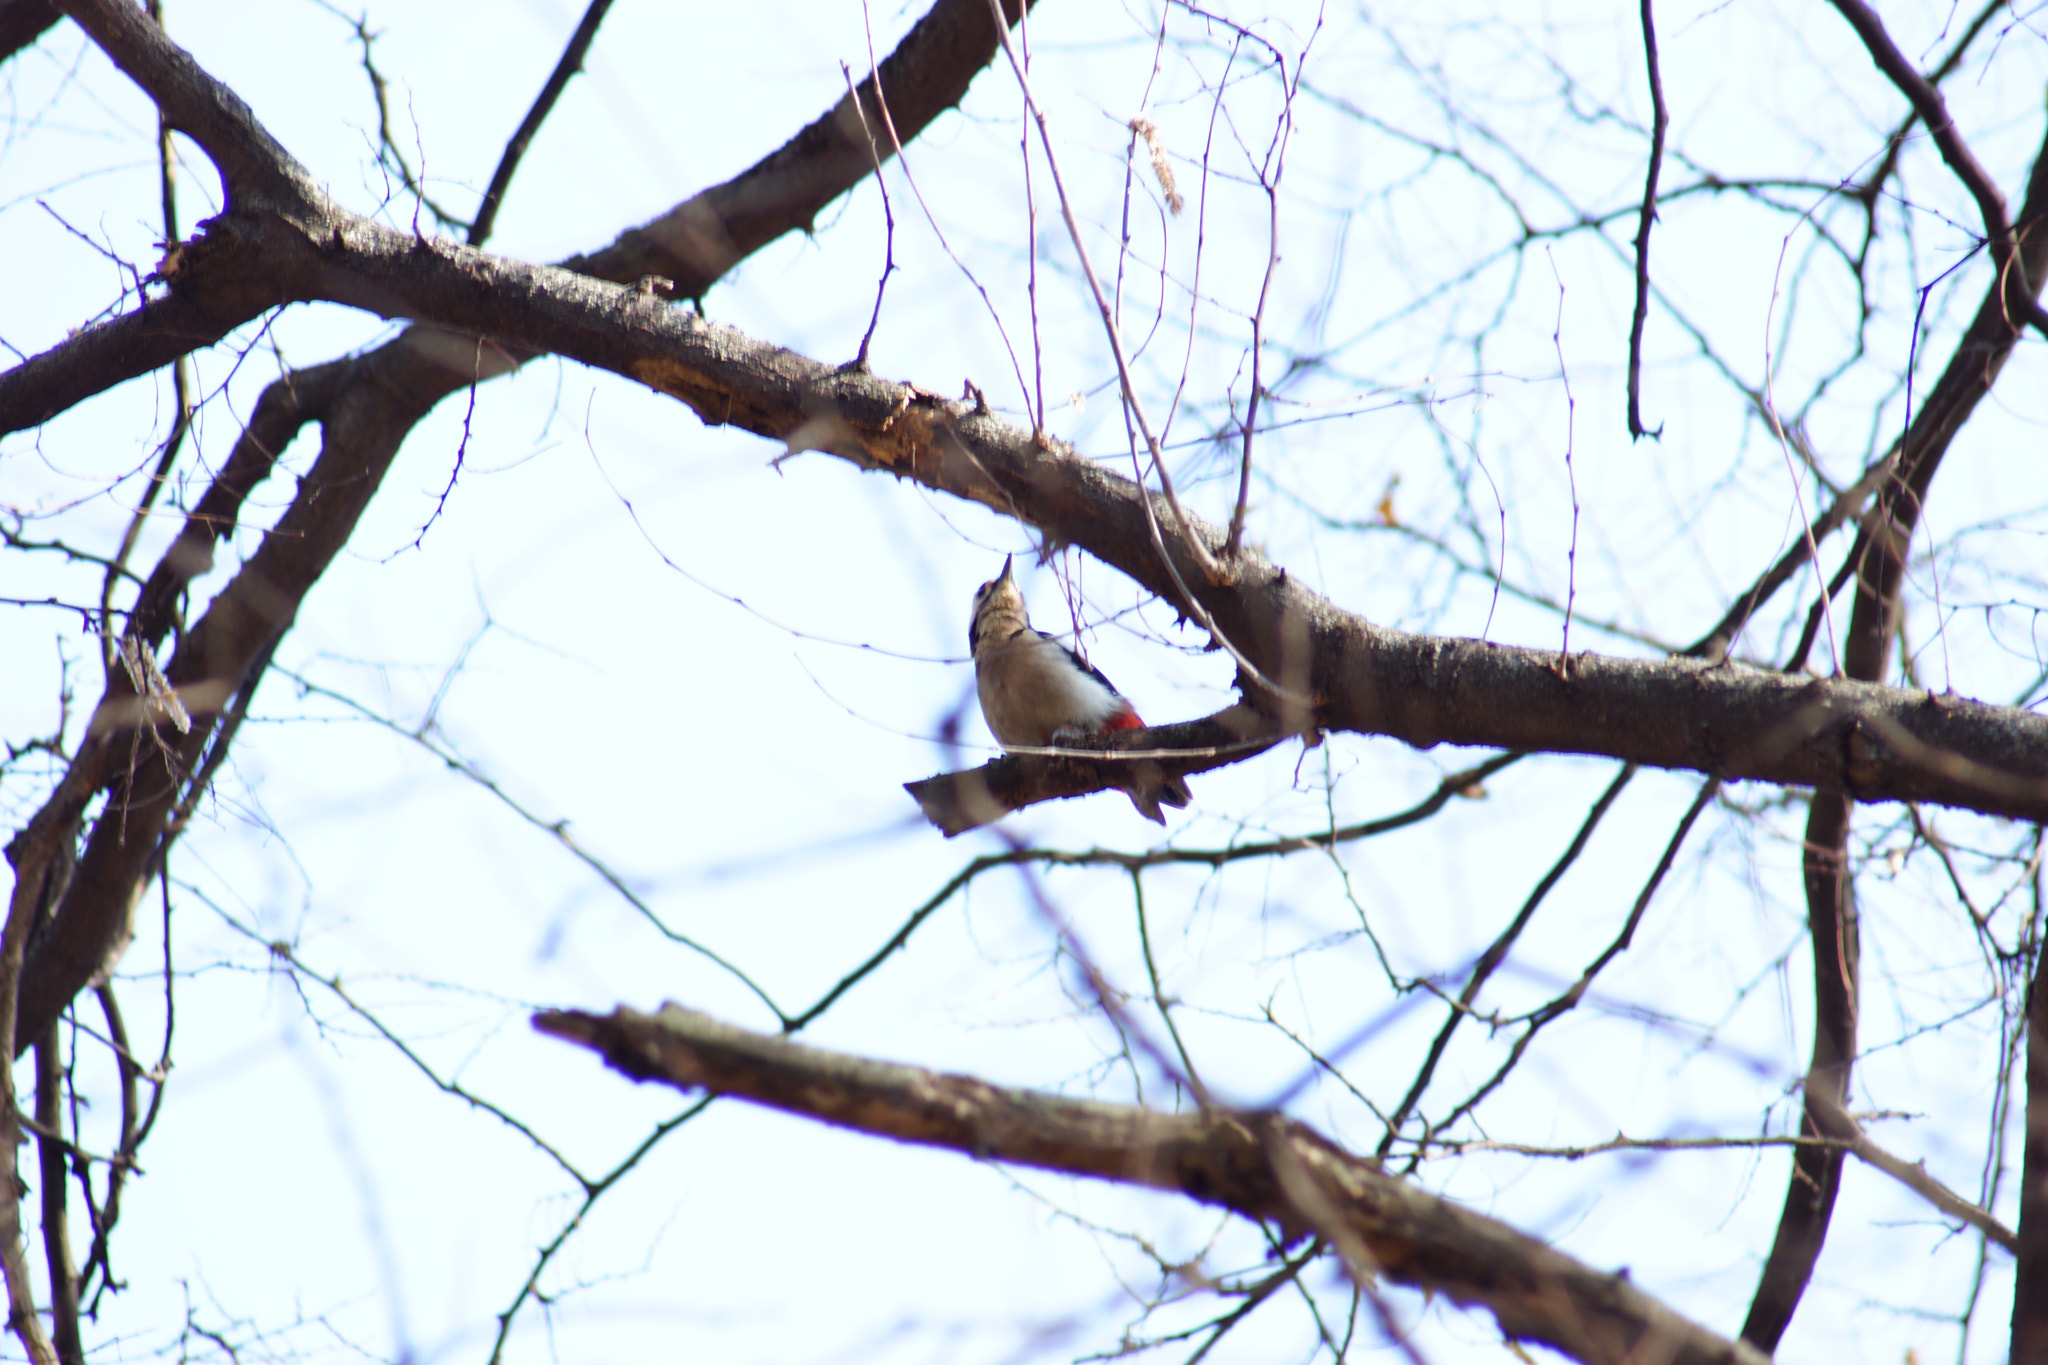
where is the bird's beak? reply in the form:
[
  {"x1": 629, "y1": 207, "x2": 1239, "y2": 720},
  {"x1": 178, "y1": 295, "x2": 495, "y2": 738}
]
[{"x1": 999, "y1": 555, "x2": 1014, "y2": 583}]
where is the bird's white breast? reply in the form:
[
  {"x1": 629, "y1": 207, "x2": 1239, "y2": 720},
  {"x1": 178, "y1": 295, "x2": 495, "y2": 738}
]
[{"x1": 975, "y1": 632, "x2": 1126, "y2": 746}]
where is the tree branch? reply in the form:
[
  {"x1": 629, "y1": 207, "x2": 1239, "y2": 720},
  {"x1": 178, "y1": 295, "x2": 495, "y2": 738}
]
[
  {"x1": 2015, "y1": 928, "x2": 2048, "y2": 1359},
  {"x1": 14, "y1": 206, "x2": 2048, "y2": 838},
  {"x1": 1825, "y1": 0, "x2": 2048, "y2": 339},
  {"x1": 466, "y1": 0, "x2": 615, "y2": 249},
  {"x1": 560, "y1": 0, "x2": 1032, "y2": 300},
  {"x1": 4, "y1": 0, "x2": 1042, "y2": 1060},
  {"x1": 1625, "y1": 0, "x2": 1668, "y2": 441},
  {"x1": 904, "y1": 708, "x2": 1281, "y2": 835},
  {"x1": 1739, "y1": 47, "x2": 2048, "y2": 1358},
  {"x1": 0, "y1": 819, "x2": 58, "y2": 1365},
  {"x1": 536, "y1": 1003, "x2": 1769, "y2": 1365},
  {"x1": 58, "y1": 0, "x2": 320, "y2": 214},
  {"x1": 1803, "y1": 1091, "x2": 2016, "y2": 1253},
  {"x1": 32, "y1": 1028, "x2": 82, "y2": 1365},
  {"x1": 0, "y1": 0, "x2": 59, "y2": 66}
]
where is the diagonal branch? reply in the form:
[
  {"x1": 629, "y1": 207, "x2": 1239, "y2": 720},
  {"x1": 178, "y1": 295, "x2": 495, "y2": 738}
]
[
  {"x1": 5, "y1": 0, "x2": 1038, "y2": 1058},
  {"x1": 14, "y1": 209, "x2": 2048, "y2": 826},
  {"x1": 1825, "y1": 0, "x2": 2048, "y2": 339},
  {"x1": 2015, "y1": 929, "x2": 2048, "y2": 1358},
  {"x1": 467, "y1": 0, "x2": 615, "y2": 249},
  {"x1": 1625, "y1": 0, "x2": 1668, "y2": 441},
  {"x1": 1739, "y1": 49, "x2": 2048, "y2": 1360},
  {"x1": 1803, "y1": 1091, "x2": 2016, "y2": 1252},
  {"x1": 58, "y1": 0, "x2": 320, "y2": 214},
  {"x1": 536, "y1": 1003, "x2": 1770, "y2": 1365},
  {"x1": 0, "y1": 0, "x2": 59, "y2": 66}
]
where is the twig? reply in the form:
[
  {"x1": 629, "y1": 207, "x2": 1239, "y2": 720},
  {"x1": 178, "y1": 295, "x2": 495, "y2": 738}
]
[
  {"x1": 277, "y1": 665, "x2": 789, "y2": 1021},
  {"x1": 1826, "y1": 0, "x2": 2048, "y2": 341},
  {"x1": 101, "y1": 11, "x2": 195, "y2": 676},
  {"x1": 1429, "y1": 777, "x2": 1720, "y2": 1139},
  {"x1": 1131, "y1": 871, "x2": 1202, "y2": 1093},
  {"x1": 1224, "y1": 20, "x2": 1309, "y2": 557},
  {"x1": 467, "y1": 0, "x2": 615, "y2": 248},
  {"x1": 840, "y1": 50, "x2": 896, "y2": 369},
  {"x1": 1683, "y1": 454, "x2": 1894, "y2": 660},
  {"x1": 982, "y1": 0, "x2": 1293, "y2": 684},
  {"x1": 1805, "y1": 1091, "x2": 2017, "y2": 1252},
  {"x1": 1761, "y1": 228, "x2": 1843, "y2": 675},
  {"x1": 1625, "y1": 0, "x2": 1668, "y2": 441},
  {"x1": 484, "y1": 1097, "x2": 711, "y2": 1365},
  {"x1": 1380, "y1": 763, "x2": 1636, "y2": 1161},
  {"x1": 1545, "y1": 248, "x2": 1580, "y2": 664}
]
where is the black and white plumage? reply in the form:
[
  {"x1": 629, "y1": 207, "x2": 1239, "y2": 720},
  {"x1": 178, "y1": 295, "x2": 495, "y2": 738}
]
[{"x1": 969, "y1": 557, "x2": 1192, "y2": 823}]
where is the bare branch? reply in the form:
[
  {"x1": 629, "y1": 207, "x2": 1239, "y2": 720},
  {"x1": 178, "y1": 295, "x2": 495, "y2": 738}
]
[
  {"x1": 2016, "y1": 931, "x2": 2048, "y2": 1357},
  {"x1": 1804, "y1": 1091, "x2": 2017, "y2": 1253},
  {"x1": 58, "y1": 0, "x2": 322, "y2": 214},
  {"x1": 32, "y1": 1029, "x2": 81, "y2": 1365},
  {"x1": 7, "y1": 0, "x2": 1039, "y2": 1063},
  {"x1": 1625, "y1": 0, "x2": 1668, "y2": 441},
  {"x1": 538, "y1": 1004, "x2": 1770, "y2": 1365},
  {"x1": 1825, "y1": 0, "x2": 2048, "y2": 341},
  {"x1": 1741, "y1": 793, "x2": 1857, "y2": 1350},
  {"x1": 562, "y1": 0, "x2": 1035, "y2": 300},
  {"x1": 1379, "y1": 764, "x2": 1636, "y2": 1158},
  {"x1": 467, "y1": 0, "x2": 616, "y2": 248},
  {"x1": 1683, "y1": 454, "x2": 1894, "y2": 661},
  {"x1": 0, "y1": 820, "x2": 58, "y2": 1365},
  {"x1": 16, "y1": 221, "x2": 2048, "y2": 838},
  {"x1": 905, "y1": 708, "x2": 1281, "y2": 835},
  {"x1": 0, "y1": 0, "x2": 60, "y2": 70}
]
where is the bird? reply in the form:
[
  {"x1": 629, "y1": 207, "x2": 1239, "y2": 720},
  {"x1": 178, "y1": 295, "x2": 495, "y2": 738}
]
[{"x1": 969, "y1": 556, "x2": 1192, "y2": 823}]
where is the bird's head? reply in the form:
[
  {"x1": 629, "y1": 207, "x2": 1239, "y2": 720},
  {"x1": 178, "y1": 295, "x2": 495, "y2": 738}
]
[{"x1": 969, "y1": 556, "x2": 1026, "y2": 652}]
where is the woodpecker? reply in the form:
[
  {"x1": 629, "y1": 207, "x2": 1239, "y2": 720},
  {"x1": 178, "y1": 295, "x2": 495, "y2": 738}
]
[{"x1": 970, "y1": 557, "x2": 1192, "y2": 823}]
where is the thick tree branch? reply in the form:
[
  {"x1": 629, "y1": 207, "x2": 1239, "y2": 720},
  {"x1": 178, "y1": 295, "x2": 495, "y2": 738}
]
[
  {"x1": 3, "y1": 0, "x2": 1033, "y2": 432},
  {"x1": 5, "y1": 0, "x2": 1039, "y2": 1057},
  {"x1": 536, "y1": 1004, "x2": 1768, "y2": 1365},
  {"x1": 27, "y1": 0, "x2": 2044, "y2": 839},
  {"x1": 12, "y1": 208, "x2": 2048, "y2": 835},
  {"x1": 58, "y1": 0, "x2": 319, "y2": 214},
  {"x1": 0, "y1": 227, "x2": 299, "y2": 435},
  {"x1": 559, "y1": 0, "x2": 1030, "y2": 299},
  {"x1": 0, "y1": 821, "x2": 57, "y2": 1365},
  {"x1": 33, "y1": 1029, "x2": 82, "y2": 1365},
  {"x1": 0, "y1": 0, "x2": 58, "y2": 65}
]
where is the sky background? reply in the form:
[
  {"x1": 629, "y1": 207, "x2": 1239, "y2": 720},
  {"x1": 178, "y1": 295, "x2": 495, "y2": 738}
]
[{"x1": 4, "y1": 0, "x2": 2048, "y2": 1361}]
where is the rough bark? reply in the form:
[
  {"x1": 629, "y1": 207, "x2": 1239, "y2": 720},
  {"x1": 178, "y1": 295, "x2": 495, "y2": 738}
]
[
  {"x1": 5, "y1": 0, "x2": 1036, "y2": 1053},
  {"x1": 537, "y1": 1004, "x2": 1771, "y2": 1365}
]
